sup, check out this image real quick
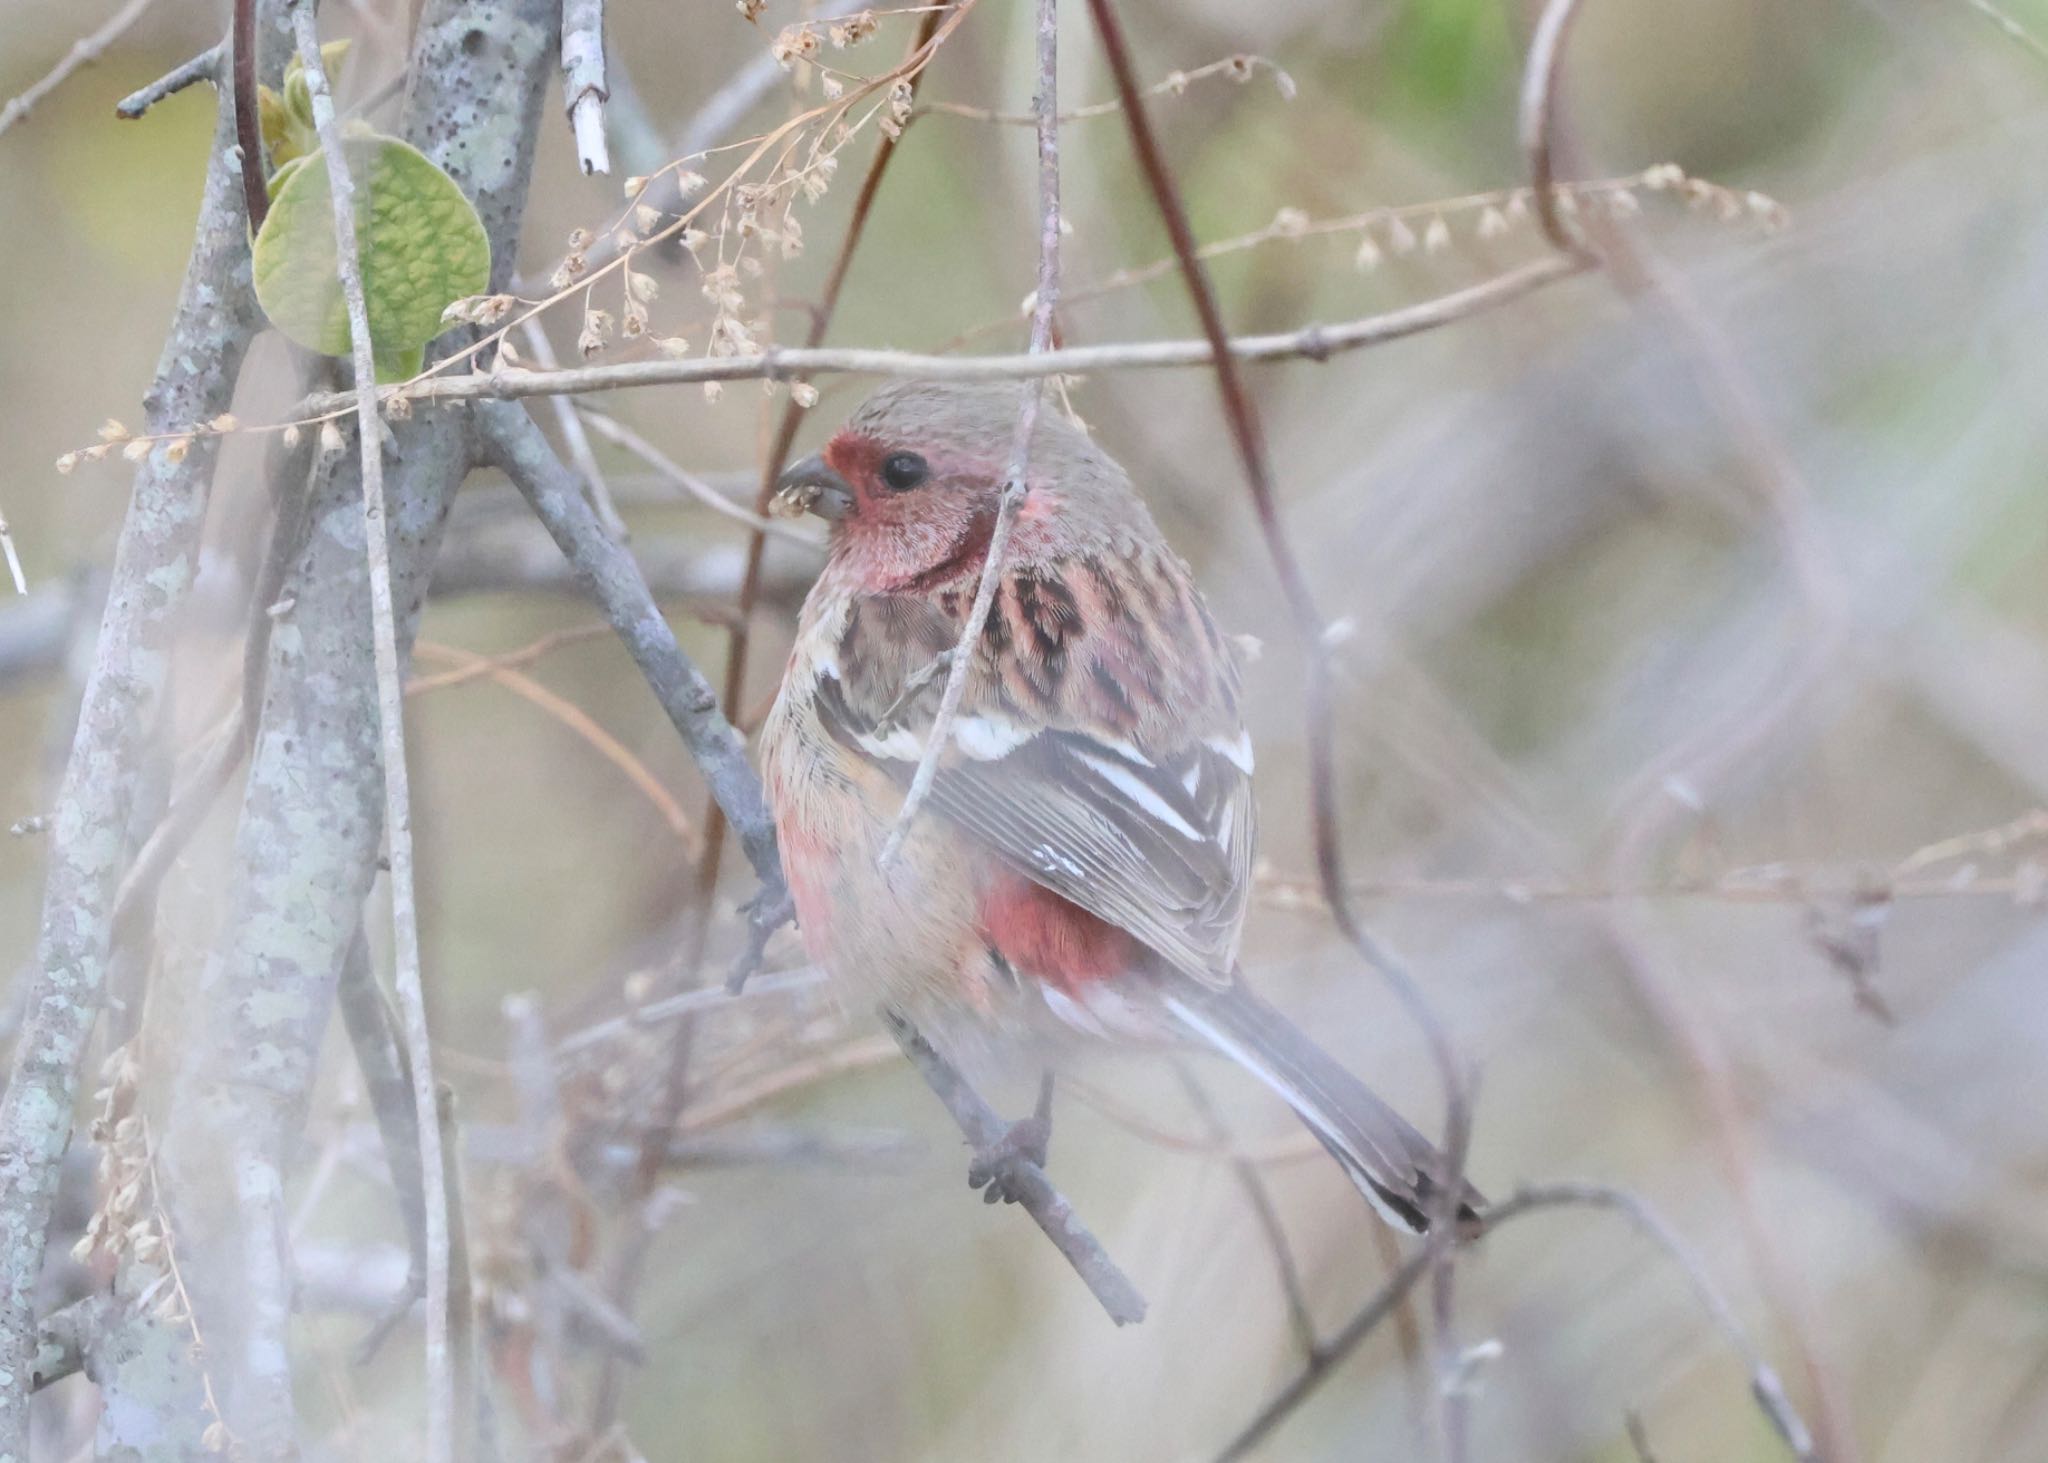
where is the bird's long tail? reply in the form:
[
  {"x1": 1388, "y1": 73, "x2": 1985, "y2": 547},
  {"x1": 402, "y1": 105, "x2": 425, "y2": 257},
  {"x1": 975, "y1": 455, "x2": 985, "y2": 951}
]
[{"x1": 1163, "y1": 980, "x2": 1483, "y2": 1234}]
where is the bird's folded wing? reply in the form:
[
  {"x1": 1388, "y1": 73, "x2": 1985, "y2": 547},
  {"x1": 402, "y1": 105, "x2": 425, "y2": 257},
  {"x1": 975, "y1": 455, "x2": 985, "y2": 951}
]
[{"x1": 811, "y1": 553, "x2": 1254, "y2": 986}]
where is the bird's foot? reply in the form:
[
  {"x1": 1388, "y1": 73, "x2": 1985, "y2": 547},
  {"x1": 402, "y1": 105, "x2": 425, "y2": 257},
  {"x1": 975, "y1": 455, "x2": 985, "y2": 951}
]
[{"x1": 967, "y1": 1071, "x2": 1054, "y2": 1205}]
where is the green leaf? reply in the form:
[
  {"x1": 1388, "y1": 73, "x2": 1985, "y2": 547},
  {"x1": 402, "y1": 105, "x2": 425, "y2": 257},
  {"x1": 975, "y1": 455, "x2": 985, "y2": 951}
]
[
  {"x1": 261, "y1": 41, "x2": 350, "y2": 173},
  {"x1": 252, "y1": 133, "x2": 492, "y2": 384}
]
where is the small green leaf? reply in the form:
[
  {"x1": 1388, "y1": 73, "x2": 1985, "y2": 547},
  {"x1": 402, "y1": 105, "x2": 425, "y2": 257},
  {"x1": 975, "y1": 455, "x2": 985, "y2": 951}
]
[
  {"x1": 264, "y1": 43, "x2": 351, "y2": 173},
  {"x1": 253, "y1": 133, "x2": 491, "y2": 384}
]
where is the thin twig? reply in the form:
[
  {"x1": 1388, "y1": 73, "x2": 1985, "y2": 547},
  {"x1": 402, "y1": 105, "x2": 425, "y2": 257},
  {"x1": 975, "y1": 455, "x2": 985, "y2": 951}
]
[
  {"x1": 337, "y1": 930, "x2": 428, "y2": 1326},
  {"x1": 1516, "y1": 4, "x2": 1860, "y2": 1457},
  {"x1": 1966, "y1": 0, "x2": 2048, "y2": 62},
  {"x1": 1482, "y1": 1184, "x2": 1819, "y2": 1461},
  {"x1": 234, "y1": 0, "x2": 268, "y2": 230},
  {"x1": 1518, "y1": 0, "x2": 1594, "y2": 259},
  {"x1": 562, "y1": 0, "x2": 610, "y2": 173},
  {"x1": 116, "y1": 44, "x2": 225, "y2": 119},
  {"x1": 411, "y1": 640, "x2": 703, "y2": 853},
  {"x1": 880, "y1": 0, "x2": 1062, "y2": 864},
  {"x1": 299, "y1": 262, "x2": 1579, "y2": 412},
  {"x1": 1081, "y1": 0, "x2": 1469, "y2": 1202},
  {"x1": 0, "y1": 509, "x2": 23, "y2": 595},
  {"x1": 519, "y1": 319, "x2": 630, "y2": 539},
  {"x1": 1172, "y1": 1061, "x2": 1317, "y2": 1362},
  {"x1": 478, "y1": 402, "x2": 783, "y2": 888},
  {"x1": 288, "y1": 10, "x2": 451, "y2": 1459},
  {"x1": 1214, "y1": 1240, "x2": 1443, "y2": 1461},
  {"x1": 576, "y1": 409, "x2": 818, "y2": 544},
  {"x1": 883, "y1": 1009, "x2": 1147, "y2": 1325},
  {"x1": 1217, "y1": 1181, "x2": 1821, "y2": 1462},
  {"x1": 918, "y1": 52, "x2": 1292, "y2": 125},
  {"x1": 0, "y1": 0, "x2": 161, "y2": 139},
  {"x1": 712, "y1": 0, "x2": 956, "y2": 994}
]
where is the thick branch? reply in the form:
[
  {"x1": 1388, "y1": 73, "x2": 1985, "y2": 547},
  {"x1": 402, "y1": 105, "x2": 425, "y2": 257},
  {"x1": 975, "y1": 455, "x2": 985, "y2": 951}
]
[
  {"x1": 156, "y1": 0, "x2": 557, "y2": 1450},
  {"x1": 289, "y1": 10, "x2": 454, "y2": 1454},
  {"x1": 0, "y1": 34, "x2": 266, "y2": 1450}
]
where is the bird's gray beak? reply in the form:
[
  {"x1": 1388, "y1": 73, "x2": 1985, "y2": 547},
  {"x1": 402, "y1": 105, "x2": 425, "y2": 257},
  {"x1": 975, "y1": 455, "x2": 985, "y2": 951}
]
[{"x1": 772, "y1": 453, "x2": 856, "y2": 521}]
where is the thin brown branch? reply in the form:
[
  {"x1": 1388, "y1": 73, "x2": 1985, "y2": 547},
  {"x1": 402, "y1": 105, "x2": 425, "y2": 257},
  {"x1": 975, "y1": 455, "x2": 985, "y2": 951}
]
[
  {"x1": 410, "y1": 641, "x2": 703, "y2": 855},
  {"x1": 1517, "y1": 0, "x2": 1594, "y2": 259},
  {"x1": 1217, "y1": 1181, "x2": 1821, "y2": 1462},
  {"x1": 1483, "y1": 1184, "x2": 1818, "y2": 1461},
  {"x1": 1081, "y1": 0, "x2": 1469, "y2": 1203},
  {"x1": 0, "y1": 0, "x2": 161, "y2": 138},
  {"x1": 1172, "y1": 1062, "x2": 1317, "y2": 1362},
  {"x1": 918, "y1": 52, "x2": 1291, "y2": 124},
  {"x1": 234, "y1": 0, "x2": 268, "y2": 230}
]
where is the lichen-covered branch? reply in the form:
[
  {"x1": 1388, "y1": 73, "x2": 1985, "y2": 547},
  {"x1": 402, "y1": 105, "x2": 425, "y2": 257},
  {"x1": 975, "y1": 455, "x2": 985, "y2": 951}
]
[
  {"x1": 0, "y1": 32, "x2": 267, "y2": 1451},
  {"x1": 288, "y1": 8, "x2": 456, "y2": 1453},
  {"x1": 155, "y1": 0, "x2": 559, "y2": 1450}
]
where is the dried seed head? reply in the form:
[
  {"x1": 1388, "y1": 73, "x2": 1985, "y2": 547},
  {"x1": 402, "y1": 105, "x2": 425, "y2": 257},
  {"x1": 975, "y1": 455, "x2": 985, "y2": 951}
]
[
  {"x1": 1272, "y1": 206, "x2": 1309, "y2": 239},
  {"x1": 207, "y1": 412, "x2": 239, "y2": 434},
  {"x1": 623, "y1": 175, "x2": 647, "y2": 197},
  {"x1": 655, "y1": 336, "x2": 691, "y2": 358},
  {"x1": 829, "y1": 9, "x2": 877, "y2": 47},
  {"x1": 98, "y1": 419, "x2": 130, "y2": 442},
  {"x1": 1642, "y1": 162, "x2": 1685, "y2": 190},
  {"x1": 567, "y1": 227, "x2": 592, "y2": 252},
  {"x1": 634, "y1": 204, "x2": 663, "y2": 233},
  {"x1": 771, "y1": 23, "x2": 819, "y2": 70},
  {"x1": 791, "y1": 381, "x2": 819, "y2": 408},
  {"x1": 163, "y1": 436, "x2": 191, "y2": 463},
  {"x1": 319, "y1": 420, "x2": 346, "y2": 456},
  {"x1": 1422, "y1": 214, "x2": 1451, "y2": 252},
  {"x1": 55, "y1": 451, "x2": 80, "y2": 474},
  {"x1": 1353, "y1": 234, "x2": 1382, "y2": 271},
  {"x1": 820, "y1": 72, "x2": 844, "y2": 101},
  {"x1": 1476, "y1": 205, "x2": 1510, "y2": 240},
  {"x1": 702, "y1": 381, "x2": 724, "y2": 403},
  {"x1": 1387, "y1": 216, "x2": 1418, "y2": 255},
  {"x1": 121, "y1": 438, "x2": 152, "y2": 462},
  {"x1": 628, "y1": 271, "x2": 660, "y2": 303},
  {"x1": 736, "y1": 0, "x2": 765, "y2": 19}
]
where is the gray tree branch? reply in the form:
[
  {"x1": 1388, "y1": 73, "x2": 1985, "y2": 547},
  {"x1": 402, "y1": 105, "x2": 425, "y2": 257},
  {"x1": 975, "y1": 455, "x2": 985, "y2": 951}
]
[
  {"x1": 0, "y1": 25, "x2": 269, "y2": 1449},
  {"x1": 154, "y1": 0, "x2": 559, "y2": 1451}
]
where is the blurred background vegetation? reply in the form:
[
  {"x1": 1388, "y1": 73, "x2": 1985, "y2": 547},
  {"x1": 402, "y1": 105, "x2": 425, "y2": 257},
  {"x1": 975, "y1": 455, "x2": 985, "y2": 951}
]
[{"x1": 5, "y1": 0, "x2": 2048, "y2": 1458}]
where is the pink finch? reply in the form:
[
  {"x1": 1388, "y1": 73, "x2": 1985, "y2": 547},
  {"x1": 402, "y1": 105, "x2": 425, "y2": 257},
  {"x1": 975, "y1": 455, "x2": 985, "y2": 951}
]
[{"x1": 762, "y1": 381, "x2": 1480, "y2": 1233}]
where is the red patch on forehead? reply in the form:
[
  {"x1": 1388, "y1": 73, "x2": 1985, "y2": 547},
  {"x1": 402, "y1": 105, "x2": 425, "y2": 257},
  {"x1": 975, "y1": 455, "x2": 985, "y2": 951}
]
[{"x1": 824, "y1": 432, "x2": 886, "y2": 484}]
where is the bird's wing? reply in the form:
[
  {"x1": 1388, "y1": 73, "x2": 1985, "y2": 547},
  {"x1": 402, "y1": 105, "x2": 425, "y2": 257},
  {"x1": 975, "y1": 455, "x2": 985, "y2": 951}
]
[{"x1": 813, "y1": 548, "x2": 1254, "y2": 987}]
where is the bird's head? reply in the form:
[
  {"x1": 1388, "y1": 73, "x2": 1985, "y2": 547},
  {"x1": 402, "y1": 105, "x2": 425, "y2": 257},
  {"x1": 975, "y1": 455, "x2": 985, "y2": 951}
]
[{"x1": 775, "y1": 380, "x2": 1150, "y2": 591}]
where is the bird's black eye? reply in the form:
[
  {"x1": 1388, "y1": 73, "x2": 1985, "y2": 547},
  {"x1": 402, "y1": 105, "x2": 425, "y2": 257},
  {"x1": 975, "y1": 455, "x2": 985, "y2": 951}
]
[{"x1": 880, "y1": 451, "x2": 929, "y2": 491}]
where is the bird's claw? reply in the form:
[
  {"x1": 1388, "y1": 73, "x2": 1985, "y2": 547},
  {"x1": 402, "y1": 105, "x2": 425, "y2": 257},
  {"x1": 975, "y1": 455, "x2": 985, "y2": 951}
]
[
  {"x1": 968, "y1": 1111, "x2": 1051, "y2": 1205},
  {"x1": 967, "y1": 1072, "x2": 1054, "y2": 1205}
]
